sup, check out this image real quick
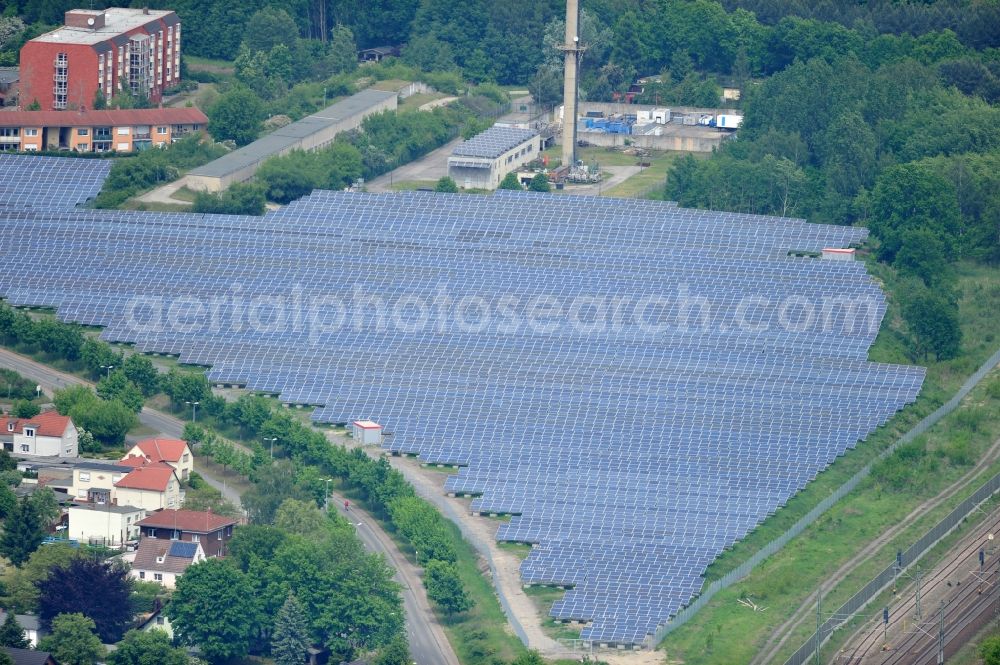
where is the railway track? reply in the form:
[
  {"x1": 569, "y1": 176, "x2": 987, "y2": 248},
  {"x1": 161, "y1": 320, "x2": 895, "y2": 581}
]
[{"x1": 836, "y1": 508, "x2": 1000, "y2": 664}]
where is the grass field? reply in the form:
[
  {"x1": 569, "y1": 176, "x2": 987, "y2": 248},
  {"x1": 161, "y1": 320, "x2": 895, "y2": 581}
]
[
  {"x1": 658, "y1": 261, "x2": 1000, "y2": 663},
  {"x1": 184, "y1": 55, "x2": 235, "y2": 75},
  {"x1": 604, "y1": 151, "x2": 684, "y2": 198}
]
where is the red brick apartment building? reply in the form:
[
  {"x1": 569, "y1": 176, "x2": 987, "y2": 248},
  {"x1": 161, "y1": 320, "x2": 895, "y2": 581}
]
[{"x1": 19, "y1": 8, "x2": 181, "y2": 110}]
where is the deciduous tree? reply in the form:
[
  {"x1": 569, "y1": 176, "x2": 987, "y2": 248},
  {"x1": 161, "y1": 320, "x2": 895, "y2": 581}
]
[
  {"x1": 434, "y1": 177, "x2": 458, "y2": 193},
  {"x1": 38, "y1": 613, "x2": 106, "y2": 665},
  {"x1": 0, "y1": 544, "x2": 81, "y2": 613},
  {"x1": 498, "y1": 172, "x2": 522, "y2": 190},
  {"x1": 107, "y1": 629, "x2": 189, "y2": 665},
  {"x1": 11, "y1": 399, "x2": 39, "y2": 418},
  {"x1": 96, "y1": 371, "x2": 144, "y2": 413},
  {"x1": 528, "y1": 172, "x2": 551, "y2": 192},
  {"x1": 424, "y1": 560, "x2": 472, "y2": 616},
  {"x1": 208, "y1": 87, "x2": 265, "y2": 146},
  {"x1": 37, "y1": 557, "x2": 134, "y2": 642},
  {"x1": 168, "y1": 560, "x2": 260, "y2": 663}
]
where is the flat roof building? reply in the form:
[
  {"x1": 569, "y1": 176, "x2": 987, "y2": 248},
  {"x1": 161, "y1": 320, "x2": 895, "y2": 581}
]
[
  {"x1": 186, "y1": 88, "x2": 398, "y2": 192},
  {"x1": 19, "y1": 8, "x2": 181, "y2": 110},
  {"x1": 448, "y1": 125, "x2": 540, "y2": 190}
]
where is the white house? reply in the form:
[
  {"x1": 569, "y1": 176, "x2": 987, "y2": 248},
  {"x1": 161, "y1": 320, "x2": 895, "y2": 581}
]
[
  {"x1": 0, "y1": 611, "x2": 45, "y2": 647},
  {"x1": 130, "y1": 538, "x2": 205, "y2": 589},
  {"x1": 138, "y1": 609, "x2": 174, "y2": 639},
  {"x1": 0, "y1": 411, "x2": 77, "y2": 458},
  {"x1": 113, "y1": 463, "x2": 182, "y2": 511},
  {"x1": 67, "y1": 503, "x2": 146, "y2": 547},
  {"x1": 59, "y1": 461, "x2": 134, "y2": 504},
  {"x1": 122, "y1": 437, "x2": 194, "y2": 481}
]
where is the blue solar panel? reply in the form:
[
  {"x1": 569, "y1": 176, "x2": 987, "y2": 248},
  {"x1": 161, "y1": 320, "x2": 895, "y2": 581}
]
[
  {"x1": 0, "y1": 172, "x2": 925, "y2": 646},
  {"x1": 168, "y1": 541, "x2": 199, "y2": 558},
  {"x1": 0, "y1": 154, "x2": 111, "y2": 208}
]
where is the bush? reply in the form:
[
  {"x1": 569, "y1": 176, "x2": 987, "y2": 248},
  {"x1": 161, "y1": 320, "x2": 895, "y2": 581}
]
[
  {"x1": 12, "y1": 400, "x2": 40, "y2": 418},
  {"x1": 192, "y1": 183, "x2": 266, "y2": 215},
  {"x1": 0, "y1": 369, "x2": 41, "y2": 401}
]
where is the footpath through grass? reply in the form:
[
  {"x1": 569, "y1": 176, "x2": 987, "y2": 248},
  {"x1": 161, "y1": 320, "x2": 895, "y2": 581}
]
[{"x1": 659, "y1": 261, "x2": 1000, "y2": 663}]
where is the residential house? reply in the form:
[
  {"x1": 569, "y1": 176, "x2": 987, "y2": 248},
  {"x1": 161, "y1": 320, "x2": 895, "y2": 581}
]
[
  {"x1": 122, "y1": 437, "x2": 193, "y2": 480},
  {"x1": 0, "y1": 611, "x2": 45, "y2": 648},
  {"x1": 130, "y1": 538, "x2": 204, "y2": 588},
  {"x1": 3, "y1": 647, "x2": 58, "y2": 665},
  {"x1": 358, "y1": 46, "x2": 398, "y2": 62},
  {"x1": 113, "y1": 462, "x2": 181, "y2": 511},
  {"x1": 137, "y1": 605, "x2": 174, "y2": 639},
  {"x1": 57, "y1": 461, "x2": 133, "y2": 503},
  {"x1": 0, "y1": 411, "x2": 78, "y2": 458},
  {"x1": 66, "y1": 502, "x2": 145, "y2": 546},
  {"x1": 134, "y1": 508, "x2": 237, "y2": 557}
]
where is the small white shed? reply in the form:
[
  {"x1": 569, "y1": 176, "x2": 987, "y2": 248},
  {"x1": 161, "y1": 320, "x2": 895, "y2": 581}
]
[{"x1": 352, "y1": 420, "x2": 383, "y2": 445}]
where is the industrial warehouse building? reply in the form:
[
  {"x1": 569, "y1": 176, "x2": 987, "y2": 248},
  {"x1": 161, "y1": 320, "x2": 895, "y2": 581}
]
[
  {"x1": 186, "y1": 88, "x2": 398, "y2": 192},
  {"x1": 19, "y1": 8, "x2": 181, "y2": 110},
  {"x1": 0, "y1": 107, "x2": 206, "y2": 152},
  {"x1": 447, "y1": 125, "x2": 540, "y2": 190}
]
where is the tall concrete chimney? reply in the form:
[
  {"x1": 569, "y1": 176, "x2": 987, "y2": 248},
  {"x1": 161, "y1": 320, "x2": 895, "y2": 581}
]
[{"x1": 560, "y1": 0, "x2": 581, "y2": 170}]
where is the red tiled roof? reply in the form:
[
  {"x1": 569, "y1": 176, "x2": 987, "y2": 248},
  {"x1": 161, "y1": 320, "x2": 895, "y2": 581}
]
[
  {"x1": 127, "y1": 438, "x2": 189, "y2": 464},
  {"x1": 0, "y1": 410, "x2": 72, "y2": 438},
  {"x1": 119, "y1": 455, "x2": 148, "y2": 468},
  {"x1": 0, "y1": 107, "x2": 208, "y2": 128},
  {"x1": 135, "y1": 509, "x2": 237, "y2": 533},
  {"x1": 113, "y1": 463, "x2": 176, "y2": 491}
]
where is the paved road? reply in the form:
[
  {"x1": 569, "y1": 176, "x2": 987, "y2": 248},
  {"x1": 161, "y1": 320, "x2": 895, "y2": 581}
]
[
  {"x1": 330, "y1": 491, "x2": 460, "y2": 665},
  {"x1": 365, "y1": 137, "x2": 463, "y2": 192},
  {"x1": 0, "y1": 347, "x2": 456, "y2": 665}
]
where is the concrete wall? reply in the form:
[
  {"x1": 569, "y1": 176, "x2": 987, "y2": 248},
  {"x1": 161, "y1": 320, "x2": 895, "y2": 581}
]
[
  {"x1": 576, "y1": 130, "x2": 726, "y2": 152},
  {"x1": 574, "y1": 101, "x2": 728, "y2": 119}
]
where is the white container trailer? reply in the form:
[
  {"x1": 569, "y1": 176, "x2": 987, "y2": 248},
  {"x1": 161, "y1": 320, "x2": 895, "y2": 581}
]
[
  {"x1": 652, "y1": 107, "x2": 671, "y2": 124},
  {"x1": 716, "y1": 114, "x2": 744, "y2": 129}
]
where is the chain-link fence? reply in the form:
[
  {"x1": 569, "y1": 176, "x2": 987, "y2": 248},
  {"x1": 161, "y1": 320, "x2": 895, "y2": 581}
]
[
  {"x1": 647, "y1": 346, "x2": 1000, "y2": 649},
  {"x1": 784, "y1": 466, "x2": 1000, "y2": 665}
]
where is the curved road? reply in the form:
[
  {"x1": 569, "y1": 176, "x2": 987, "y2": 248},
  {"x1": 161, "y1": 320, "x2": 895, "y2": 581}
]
[{"x1": 0, "y1": 347, "x2": 458, "y2": 665}]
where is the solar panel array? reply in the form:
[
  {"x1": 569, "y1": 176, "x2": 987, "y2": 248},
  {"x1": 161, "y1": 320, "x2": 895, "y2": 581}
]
[
  {"x1": 0, "y1": 154, "x2": 111, "y2": 208},
  {"x1": 0, "y1": 159, "x2": 925, "y2": 645},
  {"x1": 452, "y1": 125, "x2": 539, "y2": 159},
  {"x1": 168, "y1": 541, "x2": 199, "y2": 558}
]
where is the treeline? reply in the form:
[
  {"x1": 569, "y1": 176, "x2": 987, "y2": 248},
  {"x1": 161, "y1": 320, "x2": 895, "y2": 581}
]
[
  {"x1": 718, "y1": 0, "x2": 1000, "y2": 50},
  {"x1": 170, "y1": 500, "x2": 405, "y2": 663},
  {"x1": 178, "y1": 387, "x2": 478, "y2": 633},
  {"x1": 4, "y1": 0, "x2": 1000, "y2": 95}
]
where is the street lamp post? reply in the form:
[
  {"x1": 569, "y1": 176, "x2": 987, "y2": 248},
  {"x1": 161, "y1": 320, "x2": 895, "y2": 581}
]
[
  {"x1": 100, "y1": 364, "x2": 114, "y2": 379},
  {"x1": 185, "y1": 400, "x2": 200, "y2": 422},
  {"x1": 264, "y1": 436, "x2": 278, "y2": 459},
  {"x1": 322, "y1": 478, "x2": 333, "y2": 512}
]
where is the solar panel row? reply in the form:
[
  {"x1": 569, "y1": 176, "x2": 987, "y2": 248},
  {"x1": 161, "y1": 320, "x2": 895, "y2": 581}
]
[{"x1": 0, "y1": 155, "x2": 924, "y2": 645}]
